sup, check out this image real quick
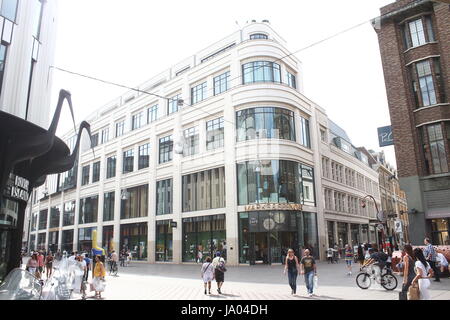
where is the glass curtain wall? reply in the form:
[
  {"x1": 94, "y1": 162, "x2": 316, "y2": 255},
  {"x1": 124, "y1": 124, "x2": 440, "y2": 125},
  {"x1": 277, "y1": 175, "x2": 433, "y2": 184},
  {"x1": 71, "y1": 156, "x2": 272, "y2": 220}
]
[
  {"x1": 236, "y1": 107, "x2": 296, "y2": 141},
  {"x1": 156, "y1": 179, "x2": 172, "y2": 215},
  {"x1": 237, "y1": 160, "x2": 315, "y2": 206},
  {"x1": 103, "y1": 191, "x2": 115, "y2": 222},
  {"x1": 61, "y1": 230, "x2": 74, "y2": 253},
  {"x1": 155, "y1": 220, "x2": 173, "y2": 262},
  {"x1": 182, "y1": 167, "x2": 225, "y2": 212},
  {"x1": 79, "y1": 196, "x2": 99, "y2": 224},
  {"x1": 49, "y1": 205, "x2": 61, "y2": 228},
  {"x1": 182, "y1": 215, "x2": 226, "y2": 262},
  {"x1": 120, "y1": 184, "x2": 148, "y2": 219},
  {"x1": 120, "y1": 223, "x2": 148, "y2": 261},
  {"x1": 63, "y1": 201, "x2": 75, "y2": 226},
  {"x1": 78, "y1": 227, "x2": 96, "y2": 252},
  {"x1": 102, "y1": 225, "x2": 114, "y2": 255},
  {"x1": 38, "y1": 209, "x2": 47, "y2": 230},
  {"x1": 48, "y1": 231, "x2": 58, "y2": 253}
]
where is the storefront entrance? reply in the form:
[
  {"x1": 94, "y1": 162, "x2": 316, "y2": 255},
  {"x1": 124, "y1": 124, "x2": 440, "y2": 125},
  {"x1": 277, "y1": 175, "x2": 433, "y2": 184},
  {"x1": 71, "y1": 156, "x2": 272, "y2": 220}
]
[
  {"x1": 239, "y1": 211, "x2": 319, "y2": 264},
  {"x1": 248, "y1": 231, "x2": 298, "y2": 264},
  {"x1": 0, "y1": 228, "x2": 12, "y2": 280}
]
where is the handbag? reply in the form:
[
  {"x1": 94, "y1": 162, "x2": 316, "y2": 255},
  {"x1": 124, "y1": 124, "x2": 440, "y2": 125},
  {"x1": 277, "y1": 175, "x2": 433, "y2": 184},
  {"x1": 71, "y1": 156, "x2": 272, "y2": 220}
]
[
  {"x1": 399, "y1": 291, "x2": 407, "y2": 300},
  {"x1": 407, "y1": 282, "x2": 420, "y2": 300}
]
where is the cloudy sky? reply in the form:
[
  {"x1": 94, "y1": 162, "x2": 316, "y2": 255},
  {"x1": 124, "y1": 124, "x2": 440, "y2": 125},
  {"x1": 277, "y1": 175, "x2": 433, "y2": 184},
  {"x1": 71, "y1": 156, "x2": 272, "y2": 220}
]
[{"x1": 51, "y1": 0, "x2": 396, "y2": 166}]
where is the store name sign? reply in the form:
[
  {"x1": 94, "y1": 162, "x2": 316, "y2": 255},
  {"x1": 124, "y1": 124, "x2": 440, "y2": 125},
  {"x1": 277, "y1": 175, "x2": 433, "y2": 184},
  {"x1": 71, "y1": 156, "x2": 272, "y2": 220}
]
[
  {"x1": 245, "y1": 203, "x2": 302, "y2": 211},
  {"x1": 4, "y1": 174, "x2": 30, "y2": 202}
]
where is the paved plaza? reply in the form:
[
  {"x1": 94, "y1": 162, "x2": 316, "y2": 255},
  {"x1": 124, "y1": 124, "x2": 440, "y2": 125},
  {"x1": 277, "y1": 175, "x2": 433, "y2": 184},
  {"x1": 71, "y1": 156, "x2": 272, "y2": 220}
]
[{"x1": 65, "y1": 261, "x2": 450, "y2": 300}]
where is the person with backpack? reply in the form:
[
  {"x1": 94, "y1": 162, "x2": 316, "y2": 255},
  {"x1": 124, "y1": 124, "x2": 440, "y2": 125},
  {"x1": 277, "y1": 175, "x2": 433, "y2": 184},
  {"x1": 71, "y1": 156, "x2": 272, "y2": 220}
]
[
  {"x1": 363, "y1": 248, "x2": 388, "y2": 283},
  {"x1": 212, "y1": 252, "x2": 226, "y2": 294},
  {"x1": 201, "y1": 256, "x2": 214, "y2": 295}
]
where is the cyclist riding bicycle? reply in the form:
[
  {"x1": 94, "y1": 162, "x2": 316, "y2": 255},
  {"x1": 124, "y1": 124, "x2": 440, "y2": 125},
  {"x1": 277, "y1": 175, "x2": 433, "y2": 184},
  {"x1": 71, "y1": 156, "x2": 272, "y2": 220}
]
[{"x1": 362, "y1": 248, "x2": 388, "y2": 282}]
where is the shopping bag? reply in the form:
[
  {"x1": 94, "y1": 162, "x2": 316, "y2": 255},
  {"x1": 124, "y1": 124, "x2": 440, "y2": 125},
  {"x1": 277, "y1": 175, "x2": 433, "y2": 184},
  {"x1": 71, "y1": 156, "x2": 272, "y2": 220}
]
[
  {"x1": 399, "y1": 291, "x2": 407, "y2": 300},
  {"x1": 407, "y1": 283, "x2": 420, "y2": 300},
  {"x1": 313, "y1": 275, "x2": 319, "y2": 289}
]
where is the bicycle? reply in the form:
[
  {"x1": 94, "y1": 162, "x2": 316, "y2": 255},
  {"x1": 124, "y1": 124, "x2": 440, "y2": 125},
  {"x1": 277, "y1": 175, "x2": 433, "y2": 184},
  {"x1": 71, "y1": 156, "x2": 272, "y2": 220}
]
[{"x1": 356, "y1": 265, "x2": 397, "y2": 291}]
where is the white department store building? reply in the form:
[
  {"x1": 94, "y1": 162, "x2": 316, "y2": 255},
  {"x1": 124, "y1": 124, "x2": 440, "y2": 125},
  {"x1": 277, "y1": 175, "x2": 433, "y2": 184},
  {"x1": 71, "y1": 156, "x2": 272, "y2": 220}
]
[{"x1": 26, "y1": 21, "x2": 380, "y2": 265}]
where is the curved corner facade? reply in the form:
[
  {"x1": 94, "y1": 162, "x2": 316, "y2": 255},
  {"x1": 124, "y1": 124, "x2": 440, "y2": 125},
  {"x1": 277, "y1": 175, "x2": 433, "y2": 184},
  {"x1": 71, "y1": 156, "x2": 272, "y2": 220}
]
[{"x1": 27, "y1": 22, "x2": 381, "y2": 265}]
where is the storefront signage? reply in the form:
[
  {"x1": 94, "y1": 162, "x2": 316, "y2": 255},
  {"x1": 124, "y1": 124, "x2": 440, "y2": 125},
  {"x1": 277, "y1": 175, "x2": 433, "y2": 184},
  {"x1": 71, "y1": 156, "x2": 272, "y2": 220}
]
[
  {"x1": 378, "y1": 126, "x2": 394, "y2": 147},
  {"x1": 3, "y1": 174, "x2": 30, "y2": 202},
  {"x1": 245, "y1": 203, "x2": 302, "y2": 212}
]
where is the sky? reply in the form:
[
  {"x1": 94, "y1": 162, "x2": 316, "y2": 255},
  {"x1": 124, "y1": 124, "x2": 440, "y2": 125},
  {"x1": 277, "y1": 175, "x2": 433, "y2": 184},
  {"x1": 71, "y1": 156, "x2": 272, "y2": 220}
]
[{"x1": 50, "y1": 0, "x2": 397, "y2": 167}]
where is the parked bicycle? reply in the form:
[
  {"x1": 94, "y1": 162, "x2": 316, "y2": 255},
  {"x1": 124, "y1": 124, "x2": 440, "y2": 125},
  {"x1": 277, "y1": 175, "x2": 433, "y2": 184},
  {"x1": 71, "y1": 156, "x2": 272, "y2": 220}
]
[{"x1": 356, "y1": 265, "x2": 397, "y2": 290}]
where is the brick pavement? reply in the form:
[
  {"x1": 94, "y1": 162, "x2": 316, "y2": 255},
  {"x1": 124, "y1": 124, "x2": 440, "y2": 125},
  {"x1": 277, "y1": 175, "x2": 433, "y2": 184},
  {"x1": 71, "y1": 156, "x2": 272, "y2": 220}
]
[{"x1": 68, "y1": 261, "x2": 450, "y2": 300}]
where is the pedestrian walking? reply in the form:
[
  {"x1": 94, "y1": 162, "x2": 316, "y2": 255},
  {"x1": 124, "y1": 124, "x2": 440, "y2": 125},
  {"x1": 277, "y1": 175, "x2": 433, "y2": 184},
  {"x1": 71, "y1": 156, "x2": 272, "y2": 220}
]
[
  {"x1": 399, "y1": 244, "x2": 416, "y2": 300},
  {"x1": 212, "y1": 252, "x2": 226, "y2": 294},
  {"x1": 201, "y1": 257, "x2": 214, "y2": 295},
  {"x1": 423, "y1": 238, "x2": 440, "y2": 282},
  {"x1": 71, "y1": 255, "x2": 86, "y2": 294},
  {"x1": 37, "y1": 252, "x2": 44, "y2": 275},
  {"x1": 119, "y1": 250, "x2": 126, "y2": 267},
  {"x1": 326, "y1": 247, "x2": 333, "y2": 264},
  {"x1": 197, "y1": 250, "x2": 203, "y2": 264},
  {"x1": 92, "y1": 255, "x2": 106, "y2": 299},
  {"x1": 83, "y1": 253, "x2": 91, "y2": 281},
  {"x1": 283, "y1": 249, "x2": 300, "y2": 295},
  {"x1": 45, "y1": 252, "x2": 54, "y2": 279},
  {"x1": 436, "y1": 251, "x2": 449, "y2": 276},
  {"x1": 357, "y1": 245, "x2": 365, "y2": 271},
  {"x1": 110, "y1": 250, "x2": 118, "y2": 273},
  {"x1": 344, "y1": 244, "x2": 353, "y2": 275},
  {"x1": 412, "y1": 248, "x2": 434, "y2": 300},
  {"x1": 300, "y1": 249, "x2": 317, "y2": 297},
  {"x1": 126, "y1": 250, "x2": 131, "y2": 266},
  {"x1": 26, "y1": 253, "x2": 39, "y2": 277}
]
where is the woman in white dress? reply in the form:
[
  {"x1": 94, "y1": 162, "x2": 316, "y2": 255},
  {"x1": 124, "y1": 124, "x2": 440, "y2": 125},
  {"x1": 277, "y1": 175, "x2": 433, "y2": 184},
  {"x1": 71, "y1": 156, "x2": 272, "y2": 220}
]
[
  {"x1": 412, "y1": 248, "x2": 434, "y2": 300},
  {"x1": 201, "y1": 256, "x2": 214, "y2": 295},
  {"x1": 72, "y1": 256, "x2": 86, "y2": 294}
]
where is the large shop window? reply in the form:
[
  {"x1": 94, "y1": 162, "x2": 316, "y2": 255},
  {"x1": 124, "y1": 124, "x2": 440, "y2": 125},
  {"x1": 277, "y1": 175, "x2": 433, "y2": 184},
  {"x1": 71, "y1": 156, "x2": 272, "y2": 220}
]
[
  {"x1": 236, "y1": 107, "x2": 296, "y2": 142},
  {"x1": 63, "y1": 201, "x2": 75, "y2": 226},
  {"x1": 49, "y1": 205, "x2": 61, "y2": 229},
  {"x1": 206, "y1": 117, "x2": 224, "y2": 150},
  {"x1": 103, "y1": 191, "x2": 115, "y2": 222},
  {"x1": 48, "y1": 231, "x2": 59, "y2": 253},
  {"x1": 79, "y1": 196, "x2": 99, "y2": 224},
  {"x1": 156, "y1": 220, "x2": 173, "y2": 262},
  {"x1": 102, "y1": 225, "x2": 114, "y2": 255},
  {"x1": 182, "y1": 215, "x2": 226, "y2": 262},
  {"x1": 242, "y1": 61, "x2": 281, "y2": 84},
  {"x1": 78, "y1": 227, "x2": 96, "y2": 252},
  {"x1": 120, "y1": 223, "x2": 147, "y2": 261},
  {"x1": 156, "y1": 179, "x2": 172, "y2": 215},
  {"x1": 159, "y1": 135, "x2": 173, "y2": 164},
  {"x1": 431, "y1": 219, "x2": 449, "y2": 245},
  {"x1": 238, "y1": 211, "x2": 318, "y2": 264},
  {"x1": 106, "y1": 155, "x2": 116, "y2": 179},
  {"x1": 0, "y1": 199, "x2": 18, "y2": 228},
  {"x1": 38, "y1": 209, "x2": 48, "y2": 230},
  {"x1": 422, "y1": 123, "x2": 449, "y2": 174},
  {"x1": 37, "y1": 233, "x2": 46, "y2": 250},
  {"x1": 182, "y1": 167, "x2": 226, "y2": 212},
  {"x1": 61, "y1": 230, "x2": 74, "y2": 253},
  {"x1": 237, "y1": 160, "x2": 315, "y2": 206},
  {"x1": 121, "y1": 184, "x2": 148, "y2": 219}
]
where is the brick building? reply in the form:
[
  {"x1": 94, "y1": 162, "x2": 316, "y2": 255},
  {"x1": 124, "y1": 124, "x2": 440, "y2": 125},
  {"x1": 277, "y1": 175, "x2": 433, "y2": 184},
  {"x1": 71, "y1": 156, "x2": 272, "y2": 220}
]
[{"x1": 373, "y1": 0, "x2": 449, "y2": 245}]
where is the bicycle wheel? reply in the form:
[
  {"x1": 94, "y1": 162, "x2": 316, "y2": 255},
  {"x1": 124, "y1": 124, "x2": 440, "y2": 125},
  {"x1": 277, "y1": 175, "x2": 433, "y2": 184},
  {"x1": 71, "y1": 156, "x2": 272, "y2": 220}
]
[
  {"x1": 356, "y1": 273, "x2": 371, "y2": 289},
  {"x1": 381, "y1": 274, "x2": 397, "y2": 291}
]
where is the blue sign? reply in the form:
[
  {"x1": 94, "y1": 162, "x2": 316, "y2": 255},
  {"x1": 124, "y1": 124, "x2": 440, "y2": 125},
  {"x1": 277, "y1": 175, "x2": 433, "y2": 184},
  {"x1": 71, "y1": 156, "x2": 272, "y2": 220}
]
[{"x1": 378, "y1": 126, "x2": 394, "y2": 147}]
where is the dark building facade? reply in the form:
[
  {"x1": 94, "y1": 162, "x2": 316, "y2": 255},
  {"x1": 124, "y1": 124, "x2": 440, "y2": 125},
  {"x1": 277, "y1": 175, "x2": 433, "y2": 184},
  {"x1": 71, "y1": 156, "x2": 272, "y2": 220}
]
[{"x1": 374, "y1": 0, "x2": 450, "y2": 245}]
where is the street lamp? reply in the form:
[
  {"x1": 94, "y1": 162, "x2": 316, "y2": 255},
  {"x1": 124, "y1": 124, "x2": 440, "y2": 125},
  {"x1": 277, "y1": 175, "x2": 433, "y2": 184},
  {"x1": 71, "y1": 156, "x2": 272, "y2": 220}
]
[{"x1": 361, "y1": 195, "x2": 386, "y2": 248}]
